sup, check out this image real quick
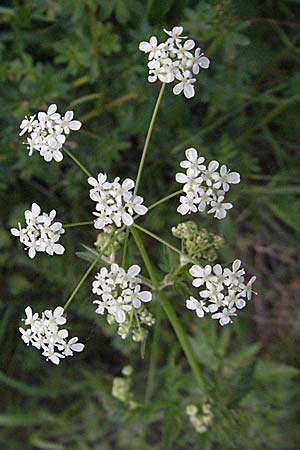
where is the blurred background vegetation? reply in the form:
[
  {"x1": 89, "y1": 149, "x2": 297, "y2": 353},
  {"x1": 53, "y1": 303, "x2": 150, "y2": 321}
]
[{"x1": 1, "y1": 0, "x2": 300, "y2": 449}]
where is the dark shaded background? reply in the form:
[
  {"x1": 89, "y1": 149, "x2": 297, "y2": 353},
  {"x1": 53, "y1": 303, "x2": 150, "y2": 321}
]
[{"x1": 0, "y1": 0, "x2": 300, "y2": 449}]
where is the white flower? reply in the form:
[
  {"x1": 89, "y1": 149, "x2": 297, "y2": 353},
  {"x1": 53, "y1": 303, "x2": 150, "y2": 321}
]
[
  {"x1": 190, "y1": 264, "x2": 214, "y2": 287},
  {"x1": 56, "y1": 111, "x2": 82, "y2": 134},
  {"x1": 89, "y1": 174, "x2": 147, "y2": 232},
  {"x1": 186, "y1": 296, "x2": 209, "y2": 318},
  {"x1": 19, "y1": 104, "x2": 81, "y2": 163},
  {"x1": 207, "y1": 195, "x2": 233, "y2": 219},
  {"x1": 177, "y1": 192, "x2": 200, "y2": 215},
  {"x1": 212, "y1": 306, "x2": 237, "y2": 326},
  {"x1": 139, "y1": 36, "x2": 163, "y2": 59},
  {"x1": 11, "y1": 203, "x2": 65, "y2": 258},
  {"x1": 93, "y1": 263, "x2": 152, "y2": 326},
  {"x1": 19, "y1": 115, "x2": 38, "y2": 136},
  {"x1": 139, "y1": 26, "x2": 209, "y2": 99},
  {"x1": 163, "y1": 26, "x2": 186, "y2": 44},
  {"x1": 19, "y1": 306, "x2": 84, "y2": 364},
  {"x1": 180, "y1": 148, "x2": 205, "y2": 175},
  {"x1": 212, "y1": 164, "x2": 240, "y2": 192},
  {"x1": 186, "y1": 260, "x2": 256, "y2": 326},
  {"x1": 173, "y1": 71, "x2": 196, "y2": 99},
  {"x1": 176, "y1": 39, "x2": 195, "y2": 59},
  {"x1": 185, "y1": 48, "x2": 210, "y2": 75}
]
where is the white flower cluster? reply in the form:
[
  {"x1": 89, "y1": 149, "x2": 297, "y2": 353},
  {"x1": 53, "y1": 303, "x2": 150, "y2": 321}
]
[
  {"x1": 19, "y1": 306, "x2": 84, "y2": 365},
  {"x1": 176, "y1": 148, "x2": 240, "y2": 219},
  {"x1": 19, "y1": 104, "x2": 82, "y2": 162},
  {"x1": 139, "y1": 25, "x2": 210, "y2": 98},
  {"x1": 10, "y1": 203, "x2": 65, "y2": 259},
  {"x1": 88, "y1": 173, "x2": 148, "y2": 231},
  {"x1": 186, "y1": 403, "x2": 214, "y2": 434},
  {"x1": 186, "y1": 260, "x2": 256, "y2": 326},
  {"x1": 93, "y1": 263, "x2": 152, "y2": 324}
]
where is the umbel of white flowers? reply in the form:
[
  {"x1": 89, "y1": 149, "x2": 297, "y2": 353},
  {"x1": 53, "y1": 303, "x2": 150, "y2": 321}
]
[
  {"x1": 139, "y1": 25, "x2": 210, "y2": 98},
  {"x1": 88, "y1": 173, "x2": 148, "y2": 231},
  {"x1": 186, "y1": 259, "x2": 256, "y2": 326},
  {"x1": 176, "y1": 148, "x2": 240, "y2": 219},
  {"x1": 19, "y1": 104, "x2": 81, "y2": 162},
  {"x1": 93, "y1": 263, "x2": 152, "y2": 324},
  {"x1": 10, "y1": 203, "x2": 65, "y2": 259},
  {"x1": 19, "y1": 306, "x2": 84, "y2": 365}
]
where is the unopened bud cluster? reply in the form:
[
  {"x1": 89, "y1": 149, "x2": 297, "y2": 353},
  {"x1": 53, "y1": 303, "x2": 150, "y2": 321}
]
[
  {"x1": 187, "y1": 260, "x2": 256, "y2": 325},
  {"x1": 172, "y1": 221, "x2": 224, "y2": 264},
  {"x1": 139, "y1": 26, "x2": 210, "y2": 98},
  {"x1": 19, "y1": 104, "x2": 81, "y2": 162},
  {"x1": 186, "y1": 403, "x2": 214, "y2": 433},
  {"x1": 112, "y1": 365, "x2": 137, "y2": 409},
  {"x1": 19, "y1": 306, "x2": 84, "y2": 365},
  {"x1": 10, "y1": 203, "x2": 65, "y2": 259},
  {"x1": 88, "y1": 173, "x2": 148, "y2": 231},
  {"x1": 94, "y1": 225, "x2": 125, "y2": 263},
  {"x1": 117, "y1": 305, "x2": 155, "y2": 342},
  {"x1": 176, "y1": 148, "x2": 240, "y2": 219}
]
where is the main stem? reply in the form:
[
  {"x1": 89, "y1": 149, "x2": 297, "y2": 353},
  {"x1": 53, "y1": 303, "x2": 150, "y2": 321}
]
[
  {"x1": 134, "y1": 83, "x2": 166, "y2": 196},
  {"x1": 131, "y1": 227, "x2": 207, "y2": 393}
]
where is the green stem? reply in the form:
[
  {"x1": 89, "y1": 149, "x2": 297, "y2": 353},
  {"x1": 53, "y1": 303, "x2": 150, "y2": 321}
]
[
  {"x1": 133, "y1": 223, "x2": 199, "y2": 265},
  {"x1": 121, "y1": 228, "x2": 130, "y2": 267},
  {"x1": 130, "y1": 227, "x2": 207, "y2": 393},
  {"x1": 64, "y1": 221, "x2": 94, "y2": 228},
  {"x1": 64, "y1": 257, "x2": 99, "y2": 310},
  {"x1": 63, "y1": 147, "x2": 93, "y2": 178},
  {"x1": 64, "y1": 226, "x2": 126, "y2": 310},
  {"x1": 147, "y1": 189, "x2": 183, "y2": 212},
  {"x1": 134, "y1": 83, "x2": 166, "y2": 195},
  {"x1": 145, "y1": 301, "x2": 161, "y2": 402}
]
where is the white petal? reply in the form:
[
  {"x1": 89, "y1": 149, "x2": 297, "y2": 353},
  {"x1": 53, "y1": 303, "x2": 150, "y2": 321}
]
[
  {"x1": 185, "y1": 39, "x2": 195, "y2": 50},
  {"x1": 227, "y1": 172, "x2": 240, "y2": 184},
  {"x1": 189, "y1": 265, "x2": 203, "y2": 277},
  {"x1": 11, "y1": 228, "x2": 20, "y2": 236},
  {"x1": 122, "y1": 212, "x2": 133, "y2": 226},
  {"x1": 128, "y1": 265, "x2": 141, "y2": 277},
  {"x1": 184, "y1": 84, "x2": 195, "y2": 99},
  {"x1": 53, "y1": 244, "x2": 65, "y2": 255},
  {"x1": 177, "y1": 203, "x2": 189, "y2": 215},
  {"x1": 199, "y1": 56, "x2": 210, "y2": 68},
  {"x1": 71, "y1": 343, "x2": 85, "y2": 352},
  {"x1": 64, "y1": 110, "x2": 74, "y2": 121},
  {"x1": 175, "y1": 173, "x2": 187, "y2": 183},
  {"x1": 32, "y1": 203, "x2": 41, "y2": 216},
  {"x1": 54, "y1": 306, "x2": 64, "y2": 317},
  {"x1": 139, "y1": 41, "x2": 152, "y2": 52},
  {"x1": 28, "y1": 248, "x2": 36, "y2": 259},
  {"x1": 185, "y1": 147, "x2": 198, "y2": 162},
  {"x1": 48, "y1": 104, "x2": 57, "y2": 115},
  {"x1": 139, "y1": 291, "x2": 152, "y2": 302},
  {"x1": 134, "y1": 204, "x2": 147, "y2": 215},
  {"x1": 115, "y1": 309, "x2": 126, "y2": 324},
  {"x1": 69, "y1": 120, "x2": 82, "y2": 131},
  {"x1": 173, "y1": 83, "x2": 183, "y2": 95}
]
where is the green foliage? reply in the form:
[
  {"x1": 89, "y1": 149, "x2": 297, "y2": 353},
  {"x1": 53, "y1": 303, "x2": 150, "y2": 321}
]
[{"x1": 1, "y1": 0, "x2": 300, "y2": 449}]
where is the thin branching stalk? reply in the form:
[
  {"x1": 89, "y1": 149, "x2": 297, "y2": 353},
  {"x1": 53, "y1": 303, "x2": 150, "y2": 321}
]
[{"x1": 63, "y1": 147, "x2": 93, "y2": 177}]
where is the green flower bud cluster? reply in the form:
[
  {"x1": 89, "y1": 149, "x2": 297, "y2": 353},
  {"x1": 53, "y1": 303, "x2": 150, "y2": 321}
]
[
  {"x1": 112, "y1": 365, "x2": 137, "y2": 410},
  {"x1": 107, "y1": 306, "x2": 155, "y2": 342},
  {"x1": 94, "y1": 225, "x2": 125, "y2": 260},
  {"x1": 186, "y1": 402, "x2": 214, "y2": 433},
  {"x1": 172, "y1": 221, "x2": 223, "y2": 263}
]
